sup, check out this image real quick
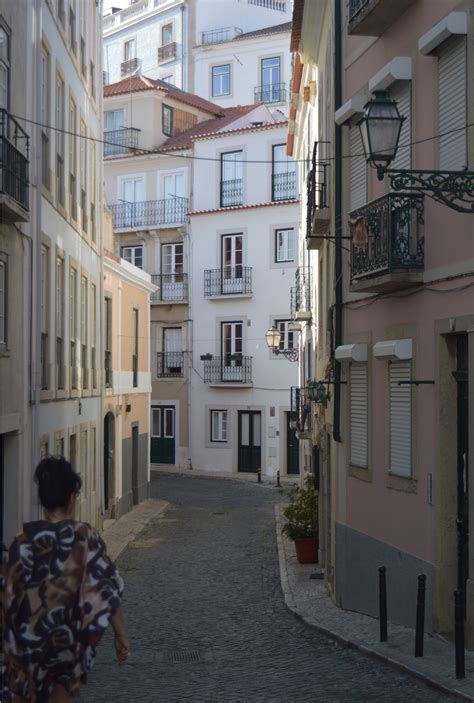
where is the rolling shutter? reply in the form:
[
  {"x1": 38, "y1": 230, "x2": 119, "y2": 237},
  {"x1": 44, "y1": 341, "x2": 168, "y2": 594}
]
[
  {"x1": 349, "y1": 125, "x2": 367, "y2": 211},
  {"x1": 389, "y1": 361, "x2": 412, "y2": 477},
  {"x1": 350, "y1": 363, "x2": 368, "y2": 468},
  {"x1": 439, "y1": 36, "x2": 467, "y2": 170},
  {"x1": 390, "y1": 82, "x2": 411, "y2": 170}
]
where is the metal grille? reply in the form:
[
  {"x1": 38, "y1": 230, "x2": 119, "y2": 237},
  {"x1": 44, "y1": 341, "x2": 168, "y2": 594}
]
[
  {"x1": 254, "y1": 83, "x2": 287, "y2": 104},
  {"x1": 110, "y1": 197, "x2": 188, "y2": 229},
  {"x1": 157, "y1": 352, "x2": 184, "y2": 377},
  {"x1": 0, "y1": 109, "x2": 30, "y2": 211},
  {"x1": 203, "y1": 356, "x2": 252, "y2": 384},
  {"x1": 349, "y1": 0, "x2": 371, "y2": 22},
  {"x1": 290, "y1": 387, "x2": 312, "y2": 432},
  {"x1": 104, "y1": 128, "x2": 140, "y2": 157},
  {"x1": 294, "y1": 267, "x2": 311, "y2": 313},
  {"x1": 306, "y1": 142, "x2": 329, "y2": 239},
  {"x1": 202, "y1": 27, "x2": 242, "y2": 43},
  {"x1": 158, "y1": 42, "x2": 177, "y2": 62},
  {"x1": 220, "y1": 179, "x2": 243, "y2": 208},
  {"x1": 169, "y1": 650, "x2": 202, "y2": 664},
  {"x1": 121, "y1": 57, "x2": 140, "y2": 77},
  {"x1": 151, "y1": 273, "x2": 188, "y2": 302},
  {"x1": 272, "y1": 171, "x2": 296, "y2": 201},
  {"x1": 204, "y1": 267, "x2": 252, "y2": 297}
]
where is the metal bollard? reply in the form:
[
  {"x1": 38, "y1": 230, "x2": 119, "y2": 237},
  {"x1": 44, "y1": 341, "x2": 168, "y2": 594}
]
[
  {"x1": 379, "y1": 566, "x2": 388, "y2": 642},
  {"x1": 415, "y1": 574, "x2": 426, "y2": 657},
  {"x1": 257, "y1": 469, "x2": 262, "y2": 483},
  {"x1": 454, "y1": 590, "x2": 465, "y2": 679},
  {"x1": 276, "y1": 470, "x2": 281, "y2": 488}
]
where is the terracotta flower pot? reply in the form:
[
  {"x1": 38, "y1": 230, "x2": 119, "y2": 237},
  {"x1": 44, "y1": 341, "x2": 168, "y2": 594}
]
[{"x1": 294, "y1": 537, "x2": 319, "y2": 564}]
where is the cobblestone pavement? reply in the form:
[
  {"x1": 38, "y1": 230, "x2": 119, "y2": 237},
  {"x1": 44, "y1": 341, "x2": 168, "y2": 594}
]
[{"x1": 83, "y1": 473, "x2": 448, "y2": 702}]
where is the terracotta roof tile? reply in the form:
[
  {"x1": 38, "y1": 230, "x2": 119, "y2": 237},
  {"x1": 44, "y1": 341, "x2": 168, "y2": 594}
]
[{"x1": 188, "y1": 199, "x2": 298, "y2": 216}]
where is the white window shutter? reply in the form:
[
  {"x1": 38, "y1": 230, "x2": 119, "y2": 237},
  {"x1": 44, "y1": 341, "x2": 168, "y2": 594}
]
[
  {"x1": 391, "y1": 82, "x2": 411, "y2": 170},
  {"x1": 349, "y1": 126, "x2": 367, "y2": 211},
  {"x1": 439, "y1": 36, "x2": 467, "y2": 170},
  {"x1": 389, "y1": 361, "x2": 412, "y2": 477},
  {"x1": 350, "y1": 363, "x2": 368, "y2": 468}
]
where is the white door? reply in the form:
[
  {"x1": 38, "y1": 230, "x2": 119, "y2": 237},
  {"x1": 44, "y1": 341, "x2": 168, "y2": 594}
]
[
  {"x1": 221, "y1": 322, "x2": 243, "y2": 381},
  {"x1": 161, "y1": 243, "x2": 184, "y2": 300},
  {"x1": 163, "y1": 173, "x2": 185, "y2": 223},
  {"x1": 122, "y1": 177, "x2": 144, "y2": 227},
  {"x1": 222, "y1": 234, "x2": 243, "y2": 294}
]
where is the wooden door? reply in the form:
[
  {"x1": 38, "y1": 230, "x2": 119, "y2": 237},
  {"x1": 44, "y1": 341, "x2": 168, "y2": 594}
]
[{"x1": 238, "y1": 411, "x2": 261, "y2": 473}]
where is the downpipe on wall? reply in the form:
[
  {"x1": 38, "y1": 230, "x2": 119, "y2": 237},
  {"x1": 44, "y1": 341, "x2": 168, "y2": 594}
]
[{"x1": 333, "y1": 0, "x2": 343, "y2": 444}]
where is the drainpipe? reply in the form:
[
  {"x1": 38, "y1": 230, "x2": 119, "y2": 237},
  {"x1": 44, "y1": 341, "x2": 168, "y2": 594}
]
[
  {"x1": 333, "y1": 0, "x2": 342, "y2": 443},
  {"x1": 181, "y1": 6, "x2": 186, "y2": 91}
]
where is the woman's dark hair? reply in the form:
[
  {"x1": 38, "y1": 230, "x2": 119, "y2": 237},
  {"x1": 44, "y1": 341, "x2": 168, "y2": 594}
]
[{"x1": 34, "y1": 456, "x2": 82, "y2": 511}]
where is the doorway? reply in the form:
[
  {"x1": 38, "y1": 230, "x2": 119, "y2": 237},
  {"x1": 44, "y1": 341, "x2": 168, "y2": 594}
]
[
  {"x1": 103, "y1": 412, "x2": 115, "y2": 512},
  {"x1": 286, "y1": 412, "x2": 299, "y2": 474},
  {"x1": 150, "y1": 406, "x2": 175, "y2": 464},
  {"x1": 238, "y1": 411, "x2": 261, "y2": 472},
  {"x1": 453, "y1": 334, "x2": 469, "y2": 615},
  {"x1": 132, "y1": 425, "x2": 139, "y2": 505}
]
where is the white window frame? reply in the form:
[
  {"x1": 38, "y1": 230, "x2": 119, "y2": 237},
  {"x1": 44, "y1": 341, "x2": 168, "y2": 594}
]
[
  {"x1": 117, "y1": 172, "x2": 146, "y2": 202},
  {"x1": 212, "y1": 64, "x2": 230, "y2": 97},
  {"x1": 274, "y1": 319, "x2": 294, "y2": 351},
  {"x1": 389, "y1": 361, "x2": 412, "y2": 478},
  {"x1": 211, "y1": 410, "x2": 228, "y2": 442},
  {"x1": 349, "y1": 363, "x2": 368, "y2": 468},
  {"x1": 124, "y1": 38, "x2": 136, "y2": 61},
  {"x1": 275, "y1": 228, "x2": 294, "y2": 262},
  {"x1": 121, "y1": 244, "x2": 144, "y2": 268}
]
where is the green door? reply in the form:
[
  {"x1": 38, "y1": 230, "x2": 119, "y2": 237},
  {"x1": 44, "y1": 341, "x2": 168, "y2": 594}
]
[
  {"x1": 286, "y1": 412, "x2": 299, "y2": 474},
  {"x1": 150, "y1": 406, "x2": 175, "y2": 464}
]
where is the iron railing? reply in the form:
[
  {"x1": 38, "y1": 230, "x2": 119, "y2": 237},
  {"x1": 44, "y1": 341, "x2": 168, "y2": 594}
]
[
  {"x1": 306, "y1": 141, "x2": 329, "y2": 238},
  {"x1": 0, "y1": 109, "x2": 30, "y2": 212},
  {"x1": 292, "y1": 267, "x2": 311, "y2": 314},
  {"x1": 158, "y1": 42, "x2": 177, "y2": 62},
  {"x1": 254, "y1": 83, "x2": 287, "y2": 104},
  {"x1": 220, "y1": 179, "x2": 243, "y2": 207},
  {"x1": 349, "y1": 192, "x2": 424, "y2": 283},
  {"x1": 272, "y1": 171, "x2": 296, "y2": 201},
  {"x1": 203, "y1": 356, "x2": 252, "y2": 384},
  {"x1": 290, "y1": 386, "x2": 312, "y2": 432},
  {"x1": 133, "y1": 353, "x2": 138, "y2": 387},
  {"x1": 202, "y1": 27, "x2": 242, "y2": 43},
  {"x1": 105, "y1": 350, "x2": 112, "y2": 388},
  {"x1": 157, "y1": 352, "x2": 185, "y2": 377},
  {"x1": 121, "y1": 57, "x2": 140, "y2": 77},
  {"x1": 151, "y1": 273, "x2": 188, "y2": 302},
  {"x1": 349, "y1": 0, "x2": 371, "y2": 22},
  {"x1": 41, "y1": 332, "x2": 49, "y2": 390},
  {"x1": 104, "y1": 127, "x2": 140, "y2": 157},
  {"x1": 204, "y1": 267, "x2": 252, "y2": 296},
  {"x1": 248, "y1": 0, "x2": 287, "y2": 10},
  {"x1": 109, "y1": 197, "x2": 188, "y2": 229}
]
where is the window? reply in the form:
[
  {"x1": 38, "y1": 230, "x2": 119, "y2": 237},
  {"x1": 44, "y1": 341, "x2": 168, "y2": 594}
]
[
  {"x1": 121, "y1": 245, "x2": 143, "y2": 268},
  {"x1": 80, "y1": 275, "x2": 88, "y2": 389},
  {"x1": 69, "y1": 98, "x2": 77, "y2": 219},
  {"x1": 349, "y1": 363, "x2": 368, "y2": 468},
  {"x1": 162, "y1": 104, "x2": 173, "y2": 136},
  {"x1": 160, "y1": 327, "x2": 183, "y2": 376},
  {"x1": 105, "y1": 297, "x2": 112, "y2": 388},
  {"x1": 90, "y1": 138, "x2": 96, "y2": 241},
  {"x1": 124, "y1": 39, "x2": 136, "y2": 61},
  {"x1": 58, "y1": 0, "x2": 66, "y2": 25},
  {"x1": 162, "y1": 243, "x2": 183, "y2": 275},
  {"x1": 69, "y1": 3, "x2": 76, "y2": 53},
  {"x1": 104, "y1": 109, "x2": 124, "y2": 132},
  {"x1": 80, "y1": 429, "x2": 87, "y2": 498},
  {"x1": 349, "y1": 125, "x2": 367, "y2": 211},
  {"x1": 80, "y1": 120, "x2": 87, "y2": 230},
  {"x1": 275, "y1": 320, "x2": 294, "y2": 351},
  {"x1": 0, "y1": 257, "x2": 6, "y2": 346},
  {"x1": 132, "y1": 308, "x2": 139, "y2": 387},
  {"x1": 211, "y1": 410, "x2": 228, "y2": 442},
  {"x1": 69, "y1": 266, "x2": 78, "y2": 389},
  {"x1": 55, "y1": 256, "x2": 65, "y2": 389},
  {"x1": 439, "y1": 36, "x2": 467, "y2": 170},
  {"x1": 91, "y1": 283, "x2": 97, "y2": 389},
  {"x1": 389, "y1": 361, "x2": 412, "y2": 477},
  {"x1": 220, "y1": 151, "x2": 243, "y2": 207},
  {"x1": 261, "y1": 56, "x2": 281, "y2": 101},
  {"x1": 0, "y1": 23, "x2": 10, "y2": 109},
  {"x1": 41, "y1": 47, "x2": 51, "y2": 188},
  {"x1": 55, "y1": 75, "x2": 65, "y2": 206},
  {"x1": 272, "y1": 144, "x2": 296, "y2": 200},
  {"x1": 162, "y1": 23, "x2": 173, "y2": 46},
  {"x1": 91, "y1": 426, "x2": 96, "y2": 493},
  {"x1": 162, "y1": 75, "x2": 173, "y2": 84},
  {"x1": 275, "y1": 228, "x2": 294, "y2": 262},
  {"x1": 212, "y1": 64, "x2": 230, "y2": 97},
  {"x1": 90, "y1": 60, "x2": 95, "y2": 98},
  {"x1": 40, "y1": 246, "x2": 49, "y2": 388}
]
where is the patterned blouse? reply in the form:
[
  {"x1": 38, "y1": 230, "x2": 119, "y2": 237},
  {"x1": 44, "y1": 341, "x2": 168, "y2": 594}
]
[{"x1": 1, "y1": 520, "x2": 124, "y2": 702}]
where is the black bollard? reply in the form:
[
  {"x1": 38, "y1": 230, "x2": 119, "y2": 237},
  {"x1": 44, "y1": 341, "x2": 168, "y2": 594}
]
[
  {"x1": 276, "y1": 470, "x2": 281, "y2": 488},
  {"x1": 379, "y1": 566, "x2": 387, "y2": 642},
  {"x1": 454, "y1": 590, "x2": 465, "y2": 679},
  {"x1": 415, "y1": 574, "x2": 426, "y2": 657},
  {"x1": 257, "y1": 469, "x2": 262, "y2": 483}
]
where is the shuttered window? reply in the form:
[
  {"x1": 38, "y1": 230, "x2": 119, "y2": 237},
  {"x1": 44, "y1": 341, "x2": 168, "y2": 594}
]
[
  {"x1": 350, "y1": 363, "x2": 368, "y2": 468},
  {"x1": 390, "y1": 82, "x2": 411, "y2": 170},
  {"x1": 439, "y1": 36, "x2": 467, "y2": 170},
  {"x1": 349, "y1": 125, "x2": 367, "y2": 211},
  {"x1": 389, "y1": 361, "x2": 412, "y2": 477}
]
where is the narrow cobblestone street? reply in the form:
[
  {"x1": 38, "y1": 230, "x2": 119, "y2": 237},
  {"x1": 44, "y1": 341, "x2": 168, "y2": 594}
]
[{"x1": 84, "y1": 473, "x2": 448, "y2": 702}]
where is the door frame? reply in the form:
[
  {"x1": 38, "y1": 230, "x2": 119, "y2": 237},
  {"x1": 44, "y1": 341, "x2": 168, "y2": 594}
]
[
  {"x1": 151, "y1": 400, "x2": 179, "y2": 465},
  {"x1": 237, "y1": 409, "x2": 262, "y2": 473}
]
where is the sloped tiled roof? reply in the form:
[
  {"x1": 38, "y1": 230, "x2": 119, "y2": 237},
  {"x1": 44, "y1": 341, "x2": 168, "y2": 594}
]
[{"x1": 104, "y1": 76, "x2": 224, "y2": 116}]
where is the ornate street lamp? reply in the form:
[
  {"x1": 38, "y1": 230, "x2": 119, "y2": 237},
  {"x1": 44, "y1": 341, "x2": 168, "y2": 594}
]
[
  {"x1": 265, "y1": 326, "x2": 298, "y2": 362},
  {"x1": 359, "y1": 90, "x2": 474, "y2": 214}
]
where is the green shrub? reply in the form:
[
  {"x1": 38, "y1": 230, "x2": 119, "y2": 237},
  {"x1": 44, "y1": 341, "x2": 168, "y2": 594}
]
[{"x1": 281, "y1": 475, "x2": 318, "y2": 540}]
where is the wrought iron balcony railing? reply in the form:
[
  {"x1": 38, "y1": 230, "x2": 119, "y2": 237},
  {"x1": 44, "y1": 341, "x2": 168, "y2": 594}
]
[
  {"x1": 157, "y1": 351, "x2": 185, "y2": 377},
  {"x1": 109, "y1": 197, "x2": 188, "y2": 229},
  {"x1": 158, "y1": 42, "x2": 177, "y2": 63},
  {"x1": 220, "y1": 179, "x2": 243, "y2": 207},
  {"x1": 0, "y1": 109, "x2": 30, "y2": 218},
  {"x1": 151, "y1": 273, "x2": 188, "y2": 302},
  {"x1": 306, "y1": 141, "x2": 329, "y2": 243},
  {"x1": 202, "y1": 27, "x2": 242, "y2": 44},
  {"x1": 348, "y1": 0, "x2": 415, "y2": 36},
  {"x1": 349, "y1": 192, "x2": 424, "y2": 287},
  {"x1": 104, "y1": 127, "x2": 141, "y2": 157},
  {"x1": 291, "y1": 267, "x2": 311, "y2": 315},
  {"x1": 204, "y1": 266, "x2": 252, "y2": 296},
  {"x1": 248, "y1": 0, "x2": 287, "y2": 10},
  {"x1": 105, "y1": 349, "x2": 112, "y2": 388},
  {"x1": 203, "y1": 355, "x2": 252, "y2": 385},
  {"x1": 272, "y1": 171, "x2": 296, "y2": 201},
  {"x1": 254, "y1": 83, "x2": 287, "y2": 104},
  {"x1": 290, "y1": 386, "x2": 312, "y2": 433},
  {"x1": 349, "y1": 0, "x2": 371, "y2": 22},
  {"x1": 121, "y1": 57, "x2": 140, "y2": 77}
]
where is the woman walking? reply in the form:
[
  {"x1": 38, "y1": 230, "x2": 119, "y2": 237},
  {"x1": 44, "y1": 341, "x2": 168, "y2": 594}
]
[{"x1": 1, "y1": 456, "x2": 129, "y2": 702}]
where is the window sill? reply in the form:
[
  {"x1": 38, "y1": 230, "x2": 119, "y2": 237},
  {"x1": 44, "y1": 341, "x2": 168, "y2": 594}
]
[
  {"x1": 386, "y1": 473, "x2": 417, "y2": 493},
  {"x1": 349, "y1": 464, "x2": 372, "y2": 482}
]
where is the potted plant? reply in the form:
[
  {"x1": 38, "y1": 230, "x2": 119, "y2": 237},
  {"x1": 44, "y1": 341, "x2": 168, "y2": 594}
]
[
  {"x1": 200, "y1": 353, "x2": 213, "y2": 361},
  {"x1": 281, "y1": 475, "x2": 319, "y2": 564}
]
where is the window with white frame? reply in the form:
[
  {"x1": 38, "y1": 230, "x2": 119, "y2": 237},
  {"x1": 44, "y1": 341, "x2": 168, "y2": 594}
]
[
  {"x1": 121, "y1": 245, "x2": 143, "y2": 268},
  {"x1": 0, "y1": 256, "x2": 6, "y2": 346},
  {"x1": 212, "y1": 64, "x2": 230, "y2": 97},
  {"x1": 275, "y1": 228, "x2": 294, "y2": 262},
  {"x1": 104, "y1": 109, "x2": 124, "y2": 132},
  {"x1": 211, "y1": 410, "x2": 227, "y2": 442},
  {"x1": 275, "y1": 319, "x2": 294, "y2": 351},
  {"x1": 161, "y1": 23, "x2": 173, "y2": 46},
  {"x1": 0, "y1": 22, "x2": 10, "y2": 110},
  {"x1": 162, "y1": 104, "x2": 173, "y2": 136},
  {"x1": 55, "y1": 74, "x2": 65, "y2": 206},
  {"x1": 349, "y1": 363, "x2": 368, "y2": 468},
  {"x1": 389, "y1": 361, "x2": 412, "y2": 477},
  {"x1": 124, "y1": 39, "x2": 136, "y2": 61}
]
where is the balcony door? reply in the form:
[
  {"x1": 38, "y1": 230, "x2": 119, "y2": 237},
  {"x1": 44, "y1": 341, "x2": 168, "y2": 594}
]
[
  {"x1": 121, "y1": 177, "x2": 144, "y2": 227},
  {"x1": 220, "y1": 151, "x2": 243, "y2": 206},
  {"x1": 162, "y1": 327, "x2": 183, "y2": 376},
  {"x1": 238, "y1": 411, "x2": 261, "y2": 473},
  {"x1": 150, "y1": 406, "x2": 175, "y2": 464},
  {"x1": 161, "y1": 242, "x2": 184, "y2": 300},
  {"x1": 261, "y1": 57, "x2": 281, "y2": 102},
  {"x1": 221, "y1": 234, "x2": 243, "y2": 294},
  {"x1": 163, "y1": 173, "x2": 185, "y2": 223},
  {"x1": 221, "y1": 321, "x2": 242, "y2": 381},
  {"x1": 272, "y1": 144, "x2": 296, "y2": 201}
]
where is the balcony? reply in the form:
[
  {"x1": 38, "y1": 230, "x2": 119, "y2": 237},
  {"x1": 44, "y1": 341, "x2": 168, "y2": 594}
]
[
  {"x1": 202, "y1": 27, "x2": 242, "y2": 44},
  {"x1": 349, "y1": 192, "x2": 424, "y2": 293},
  {"x1": 291, "y1": 267, "x2": 312, "y2": 320},
  {"x1": 204, "y1": 267, "x2": 252, "y2": 297},
  {"x1": 247, "y1": 0, "x2": 287, "y2": 10},
  {"x1": 220, "y1": 179, "x2": 243, "y2": 208},
  {"x1": 254, "y1": 83, "x2": 287, "y2": 104},
  {"x1": 306, "y1": 143, "x2": 330, "y2": 249},
  {"x1": 157, "y1": 351, "x2": 185, "y2": 377},
  {"x1": 272, "y1": 171, "x2": 296, "y2": 201},
  {"x1": 203, "y1": 355, "x2": 253, "y2": 386},
  {"x1": 103, "y1": 0, "x2": 172, "y2": 32},
  {"x1": 158, "y1": 42, "x2": 177, "y2": 63},
  {"x1": 348, "y1": 0, "x2": 416, "y2": 36},
  {"x1": 104, "y1": 127, "x2": 141, "y2": 158},
  {"x1": 290, "y1": 386, "x2": 312, "y2": 439},
  {"x1": 109, "y1": 197, "x2": 188, "y2": 230},
  {"x1": 0, "y1": 110, "x2": 30, "y2": 222},
  {"x1": 151, "y1": 273, "x2": 188, "y2": 303},
  {"x1": 121, "y1": 57, "x2": 140, "y2": 78}
]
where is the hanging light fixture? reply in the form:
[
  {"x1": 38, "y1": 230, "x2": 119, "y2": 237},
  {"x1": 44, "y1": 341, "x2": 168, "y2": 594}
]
[{"x1": 358, "y1": 90, "x2": 404, "y2": 180}]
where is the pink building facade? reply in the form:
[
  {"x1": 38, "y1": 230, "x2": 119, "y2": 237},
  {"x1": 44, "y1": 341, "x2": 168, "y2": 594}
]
[{"x1": 335, "y1": 0, "x2": 474, "y2": 645}]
